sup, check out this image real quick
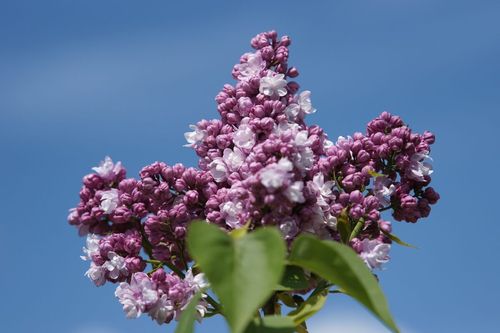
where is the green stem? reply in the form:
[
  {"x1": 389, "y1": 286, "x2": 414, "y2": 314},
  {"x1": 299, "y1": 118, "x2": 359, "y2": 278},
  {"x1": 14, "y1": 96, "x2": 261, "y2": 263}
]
[{"x1": 349, "y1": 218, "x2": 364, "y2": 241}]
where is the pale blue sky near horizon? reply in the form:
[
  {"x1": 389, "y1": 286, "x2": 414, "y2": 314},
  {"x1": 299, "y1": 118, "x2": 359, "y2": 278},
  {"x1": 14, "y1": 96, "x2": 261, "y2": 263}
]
[{"x1": 1, "y1": 1, "x2": 499, "y2": 332}]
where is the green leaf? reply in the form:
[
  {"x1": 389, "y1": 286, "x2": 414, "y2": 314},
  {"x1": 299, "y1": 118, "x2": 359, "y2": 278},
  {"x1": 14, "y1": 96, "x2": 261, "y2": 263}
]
[
  {"x1": 382, "y1": 230, "x2": 417, "y2": 248},
  {"x1": 289, "y1": 235, "x2": 400, "y2": 333},
  {"x1": 175, "y1": 292, "x2": 202, "y2": 333},
  {"x1": 187, "y1": 222, "x2": 286, "y2": 333},
  {"x1": 337, "y1": 208, "x2": 351, "y2": 244},
  {"x1": 244, "y1": 316, "x2": 296, "y2": 333},
  {"x1": 276, "y1": 265, "x2": 309, "y2": 291},
  {"x1": 287, "y1": 290, "x2": 327, "y2": 325}
]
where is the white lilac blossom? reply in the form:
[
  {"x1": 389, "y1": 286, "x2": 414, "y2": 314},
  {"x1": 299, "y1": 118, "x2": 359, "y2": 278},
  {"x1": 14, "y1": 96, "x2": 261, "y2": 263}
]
[
  {"x1": 103, "y1": 251, "x2": 128, "y2": 279},
  {"x1": 100, "y1": 189, "x2": 119, "y2": 214},
  {"x1": 408, "y1": 151, "x2": 433, "y2": 181},
  {"x1": 259, "y1": 72, "x2": 288, "y2": 98},
  {"x1": 85, "y1": 263, "x2": 107, "y2": 286},
  {"x1": 223, "y1": 147, "x2": 245, "y2": 171},
  {"x1": 294, "y1": 146, "x2": 314, "y2": 172},
  {"x1": 311, "y1": 173, "x2": 335, "y2": 207},
  {"x1": 359, "y1": 239, "x2": 391, "y2": 270},
  {"x1": 208, "y1": 158, "x2": 228, "y2": 183},
  {"x1": 273, "y1": 121, "x2": 300, "y2": 136},
  {"x1": 149, "y1": 294, "x2": 174, "y2": 324},
  {"x1": 233, "y1": 119, "x2": 256, "y2": 150},
  {"x1": 285, "y1": 181, "x2": 305, "y2": 203},
  {"x1": 209, "y1": 148, "x2": 245, "y2": 182},
  {"x1": 81, "y1": 233, "x2": 100, "y2": 261},
  {"x1": 235, "y1": 52, "x2": 266, "y2": 81},
  {"x1": 284, "y1": 90, "x2": 316, "y2": 120},
  {"x1": 324, "y1": 213, "x2": 338, "y2": 229},
  {"x1": 184, "y1": 125, "x2": 207, "y2": 148},
  {"x1": 374, "y1": 176, "x2": 396, "y2": 207},
  {"x1": 92, "y1": 156, "x2": 123, "y2": 181},
  {"x1": 220, "y1": 200, "x2": 244, "y2": 228},
  {"x1": 115, "y1": 272, "x2": 159, "y2": 319},
  {"x1": 260, "y1": 158, "x2": 293, "y2": 190},
  {"x1": 184, "y1": 269, "x2": 210, "y2": 292}
]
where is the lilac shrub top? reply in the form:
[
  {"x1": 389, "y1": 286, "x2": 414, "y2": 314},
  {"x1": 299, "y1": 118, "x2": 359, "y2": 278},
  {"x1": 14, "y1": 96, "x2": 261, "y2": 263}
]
[{"x1": 68, "y1": 30, "x2": 439, "y2": 326}]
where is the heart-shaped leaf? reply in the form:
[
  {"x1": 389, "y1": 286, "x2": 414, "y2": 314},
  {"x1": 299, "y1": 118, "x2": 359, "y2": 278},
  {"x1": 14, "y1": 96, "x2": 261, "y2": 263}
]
[
  {"x1": 276, "y1": 265, "x2": 309, "y2": 291},
  {"x1": 289, "y1": 235, "x2": 399, "y2": 333},
  {"x1": 187, "y1": 222, "x2": 286, "y2": 333}
]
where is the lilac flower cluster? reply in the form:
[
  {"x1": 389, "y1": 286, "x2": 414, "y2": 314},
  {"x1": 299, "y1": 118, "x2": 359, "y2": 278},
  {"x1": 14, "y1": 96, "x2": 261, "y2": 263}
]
[{"x1": 68, "y1": 31, "x2": 439, "y2": 325}]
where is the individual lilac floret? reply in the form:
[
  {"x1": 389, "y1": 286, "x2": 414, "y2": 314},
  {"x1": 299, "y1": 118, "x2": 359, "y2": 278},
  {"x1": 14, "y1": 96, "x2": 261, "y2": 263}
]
[
  {"x1": 259, "y1": 72, "x2": 288, "y2": 98},
  {"x1": 358, "y1": 239, "x2": 391, "y2": 270},
  {"x1": 81, "y1": 233, "x2": 101, "y2": 261},
  {"x1": 374, "y1": 176, "x2": 396, "y2": 207},
  {"x1": 92, "y1": 156, "x2": 125, "y2": 182},
  {"x1": 115, "y1": 272, "x2": 159, "y2": 319},
  {"x1": 100, "y1": 189, "x2": 119, "y2": 214},
  {"x1": 234, "y1": 52, "x2": 266, "y2": 81},
  {"x1": 407, "y1": 151, "x2": 433, "y2": 181},
  {"x1": 184, "y1": 125, "x2": 207, "y2": 148}
]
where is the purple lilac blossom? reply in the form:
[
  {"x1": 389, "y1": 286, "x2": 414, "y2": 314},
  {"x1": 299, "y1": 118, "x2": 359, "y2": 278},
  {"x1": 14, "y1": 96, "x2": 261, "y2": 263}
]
[{"x1": 68, "y1": 30, "x2": 439, "y2": 325}]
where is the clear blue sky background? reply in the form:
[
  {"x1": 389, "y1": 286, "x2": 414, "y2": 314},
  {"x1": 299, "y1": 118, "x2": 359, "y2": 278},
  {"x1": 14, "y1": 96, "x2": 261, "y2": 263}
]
[{"x1": 1, "y1": 1, "x2": 499, "y2": 332}]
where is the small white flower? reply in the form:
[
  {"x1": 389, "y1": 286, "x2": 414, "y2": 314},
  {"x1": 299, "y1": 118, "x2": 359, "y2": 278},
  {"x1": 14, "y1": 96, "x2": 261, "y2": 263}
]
[
  {"x1": 100, "y1": 189, "x2": 119, "y2": 214},
  {"x1": 259, "y1": 72, "x2": 288, "y2": 98},
  {"x1": 359, "y1": 239, "x2": 391, "y2": 270},
  {"x1": 298, "y1": 91, "x2": 316, "y2": 115},
  {"x1": 236, "y1": 52, "x2": 265, "y2": 81},
  {"x1": 223, "y1": 147, "x2": 245, "y2": 172},
  {"x1": 92, "y1": 156, "x2": 123, "y2": 180},
  {"x1": 85, "y1": 262, "x2": 106, "y2": 286},
  {"x1": 220, "y1": 200, "x2": 244, "y2": 228},
  {"x1": 81, "y1": 234, "x2": 101, "y2": 261},
  {"x1": 324, "y1": 213, "x2": 338, "y2": 229},
  {"x1": 284, "y1": 103, "x2": 300, "y2": 120},
  {"x1": 294, "y1": 147, "x2": 314, "y2": 171},
  {"x1": 294, "y1": 130, "x2": 310, "y2": 147},
  {"x1": 374, "y1": 176, "x2": 396, "y2": 207},
  {"x1": 284, "y1": 90, "x2": 316, "y2": 120},
  {"x1": 208, "y1": 158, "x2": 228, "y2": 183},
  {"x1": 408, "y1": 151, "x2": 433, "y2": 181},
  {"x1": 285, "y1": 181, "x2": 305, "y2": 203},
  {"x1": 148, "y1": 294, "x2": 174, "y2": 324},
  {"x1": 103, "y1": 251, "x2": 128, "y2": 279},
  {"x1": 115, "y1": 273, "x2": 158, "y2": 319},
  {"x1": 260, "y1": 158, "x2": 293, "y2": 190},
  {"x1": 184, "y1": 124, "x2": 207, "y2": 148},
  {"x1": 185, "y1": 269, "x2": 210, "y2": 291},
  {"x1": 233, "y1": 119, "x2": 256, "y2": 150},
  {"x1": 311, "y1": 173, "x2": 335, "y2": 206}
]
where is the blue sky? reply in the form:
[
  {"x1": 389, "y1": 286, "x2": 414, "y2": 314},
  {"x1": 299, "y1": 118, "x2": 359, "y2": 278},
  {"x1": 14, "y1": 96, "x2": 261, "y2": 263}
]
[{"x1": 1, "y1": 1, "x2": 499, "y2": 332}]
